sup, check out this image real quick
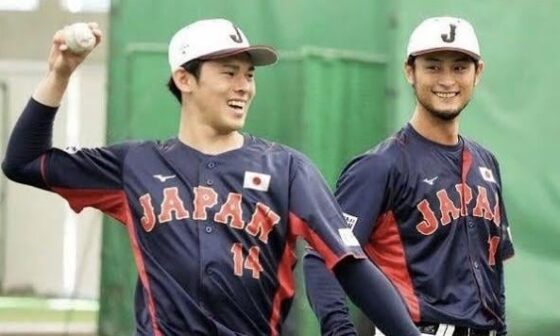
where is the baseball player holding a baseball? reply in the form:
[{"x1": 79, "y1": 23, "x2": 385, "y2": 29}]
[
  {"x1": 304, "y1": 17, "x2": 515, "y2": 336},
  {"x1": 2, "y1": 19, "x2": 420, "y2": 336}
]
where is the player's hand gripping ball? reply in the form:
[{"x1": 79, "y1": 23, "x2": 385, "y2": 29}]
[{"x1": 63, "y1": 23, "x2": 95, "y2": 55}]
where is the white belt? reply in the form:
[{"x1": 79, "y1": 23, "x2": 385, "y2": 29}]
[{"x1": 375, "y1": 325, "x2": 497, "y2": 336}]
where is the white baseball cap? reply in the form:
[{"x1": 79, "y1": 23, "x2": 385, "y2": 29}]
[
  {"x1": 168, "y1": 18, "x2": 278, "y2": 72},
  {"x1": 406, "y1": 16, "x2": 481, "y2": 60}
]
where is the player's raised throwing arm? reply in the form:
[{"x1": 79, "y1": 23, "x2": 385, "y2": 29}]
[
  {"x1": 2, "y1": 23, "x2": 102, "y2": 183},
  {"x1": 2, "y1": 24, "x2": 134, "y2": 222}
]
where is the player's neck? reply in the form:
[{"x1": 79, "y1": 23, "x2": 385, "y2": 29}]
[
  {"x1": 178, "y1": 115, "x2": 244, "y2": 155},
  {"x1": 410, "y1": 106, "x2": 460, "y2": 146}
]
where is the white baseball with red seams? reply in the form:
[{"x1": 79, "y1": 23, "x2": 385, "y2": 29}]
[{"x1": 63, "y1": 23, "x2": 95, "y2": 54}]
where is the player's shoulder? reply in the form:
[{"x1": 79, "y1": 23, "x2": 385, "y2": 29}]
[
  {"x1": 245, "y1": 134, "x2": 325, "y2": 182},
  {"x1": 123, "y1": 138, "x2": 179, "y2": 151},
  {"x1": 461, "y1": 136, "x2": 500, "y2": 164},
  {"x1": 344, "y1": 127, "x2": 409, "y2": 174},
  {"x1": 245, "y1": 134, "x2": 311, "y2": 165},
  {"x1": 100, "y1": 138, "x2": 176, "y2": 162},
  {"x1": 68, "y1": 139, "x2": 147, "y2": 159},
  {"x1": 109, "y1": 138, "x2": 164, "y2": 154}
]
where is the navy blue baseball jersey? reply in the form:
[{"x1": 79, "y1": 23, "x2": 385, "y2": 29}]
[
  {"x1": 336, "y1": 124, "x2": 514, "y2": 332},
  {"x1": 5, "y1": 99, "x2": 365, "y2": 336}
]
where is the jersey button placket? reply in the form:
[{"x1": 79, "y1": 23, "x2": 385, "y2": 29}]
[
  {"x1": 202, "y1": 160, "x2": 217, "y2": 186},
  {"x1": 199, "y1": 159, "x2": 219, "y2": 310}
]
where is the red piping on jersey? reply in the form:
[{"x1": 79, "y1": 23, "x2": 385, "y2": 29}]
[
  {"x1": 52, "y1": 187, "x2": 130, "y2": 226},
  {"x1": 365, "y1": 211, "x2": 420, "y2": 321},
  {"x1": 124, "y1": 198, "x2": 163, "y2": 336},
  {"x1": 40, "y1": 154, "x2": 48, "y2": 187},
  {"x1": 51, "y1": 187, "x2": 163, "y2": 335},
  {"x1": 461, "y1": 148, "x2": 473, "y2": 212},
  {"x1": 460, "y1": 148, "x2": 504, "y2": 324},
  {"x1": 268, "y1": 232, "x2": 297, "y2": 336},
  {"x1": 288, "y1": 212, "x2": 357, "y2": 270}
]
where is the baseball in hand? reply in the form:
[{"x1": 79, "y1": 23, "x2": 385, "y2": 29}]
[{"x1": 63, "y1": 23, "x2": 96, "y2": 54}]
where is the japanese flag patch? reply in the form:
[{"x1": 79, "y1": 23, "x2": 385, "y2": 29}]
[
  {"x1": 479, "y1": 167, "x2": 496, "y2": 183},
  {"x1": 339, "y1": 228, "x2": 360, "y2": 247},
  {"x1": 243, "y1": 171, "x2": 271, "y2": 191}
]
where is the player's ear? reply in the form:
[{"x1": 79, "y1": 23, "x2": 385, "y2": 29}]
[
  {"x1": 474, "y1": 60, "x2": 484, "y2": 86},
  {"x1": 404, "y1": 62, "x2": 415, "y2": 85},
  {"x1": 172, "y1": 68, "x2": 196, "y2": 94}
]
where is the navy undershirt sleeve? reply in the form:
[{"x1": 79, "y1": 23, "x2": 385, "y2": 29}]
[
  {"x1": 2, "y1": 98, "x2": 58, "y2": 189},
  {"x1": 304, "y1": 250, "x2": 357, "y2": 336},
  {"x1": 334, "y1": 257, "x2": 420, "y2": 336}
]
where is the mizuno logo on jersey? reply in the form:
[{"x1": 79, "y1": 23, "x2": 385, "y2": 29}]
[
  {"x1": 422, "y1": 176, "x2": 438, "y2": 185},
  {"x1": 479, "y1": 167, "x2": 496, "y2": 183},
  {"x1": 153, "y1": 174, "x2": 176, "y2": 182},
  {"x1": 243, "y1": 171, "x2": 271, "y2": 191}
]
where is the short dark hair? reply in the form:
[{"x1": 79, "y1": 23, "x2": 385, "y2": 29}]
[
  {"x1": 406, "y1": 54, "x2": 480, "y2": 67},
  {"x1": 167, "y1": 59, "x2": 204, "y2": 103},
  {"x1": 406, "y1": 56, "x2": 416, "y2": 67}
]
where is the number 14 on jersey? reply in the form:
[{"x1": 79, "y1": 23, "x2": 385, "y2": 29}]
[{"x1": 231, "y1": 243, "x2": 263, "y2": 279}]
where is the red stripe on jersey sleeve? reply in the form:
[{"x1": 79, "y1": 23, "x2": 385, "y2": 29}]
[
  {"x1": 40, "y1": 154, "x2": 48, "y2": 186},
  {"x1": 365, "y1": 211, "x2": 420, "y2": 321},
  {"x1": 288, "y1": 212, "x2": 358, "y2": 270},
  {"x1": 268, "y1": 234, "x2": 297, "y2": 336},
  {"x1": 52, "y1": 187, "x2": 129, "y2": 226}
]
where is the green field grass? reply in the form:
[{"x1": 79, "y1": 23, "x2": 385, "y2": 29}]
[{"x1": 0, "y1": 297, "x2": 97, "y2": 323}]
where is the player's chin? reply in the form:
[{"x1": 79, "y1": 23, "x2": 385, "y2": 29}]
[
  {"x1": 433, "y1": 100, "x2": 465, "y2": 114},
  {"x1": 224, "y1": 119, "x2": 246, "y2": 132},
  {"x1": 431, "y1": 108, "x2": 462, "y2": 121}
]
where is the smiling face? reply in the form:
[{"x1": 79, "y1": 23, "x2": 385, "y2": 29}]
[
  {"x1": 181, "y1": 53, "x2": 256, "y2": 134},
  {"x1": 405, "y1": 50, "x2": 484, "y2": 121}
]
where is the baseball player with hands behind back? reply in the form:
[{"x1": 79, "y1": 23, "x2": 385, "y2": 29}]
[
  {"x1": 2, "y1": 19, "x2": 421, "y2": 336},
  {"x1": 304, "y1": 16, "x2": 514, "y2": 336}
]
